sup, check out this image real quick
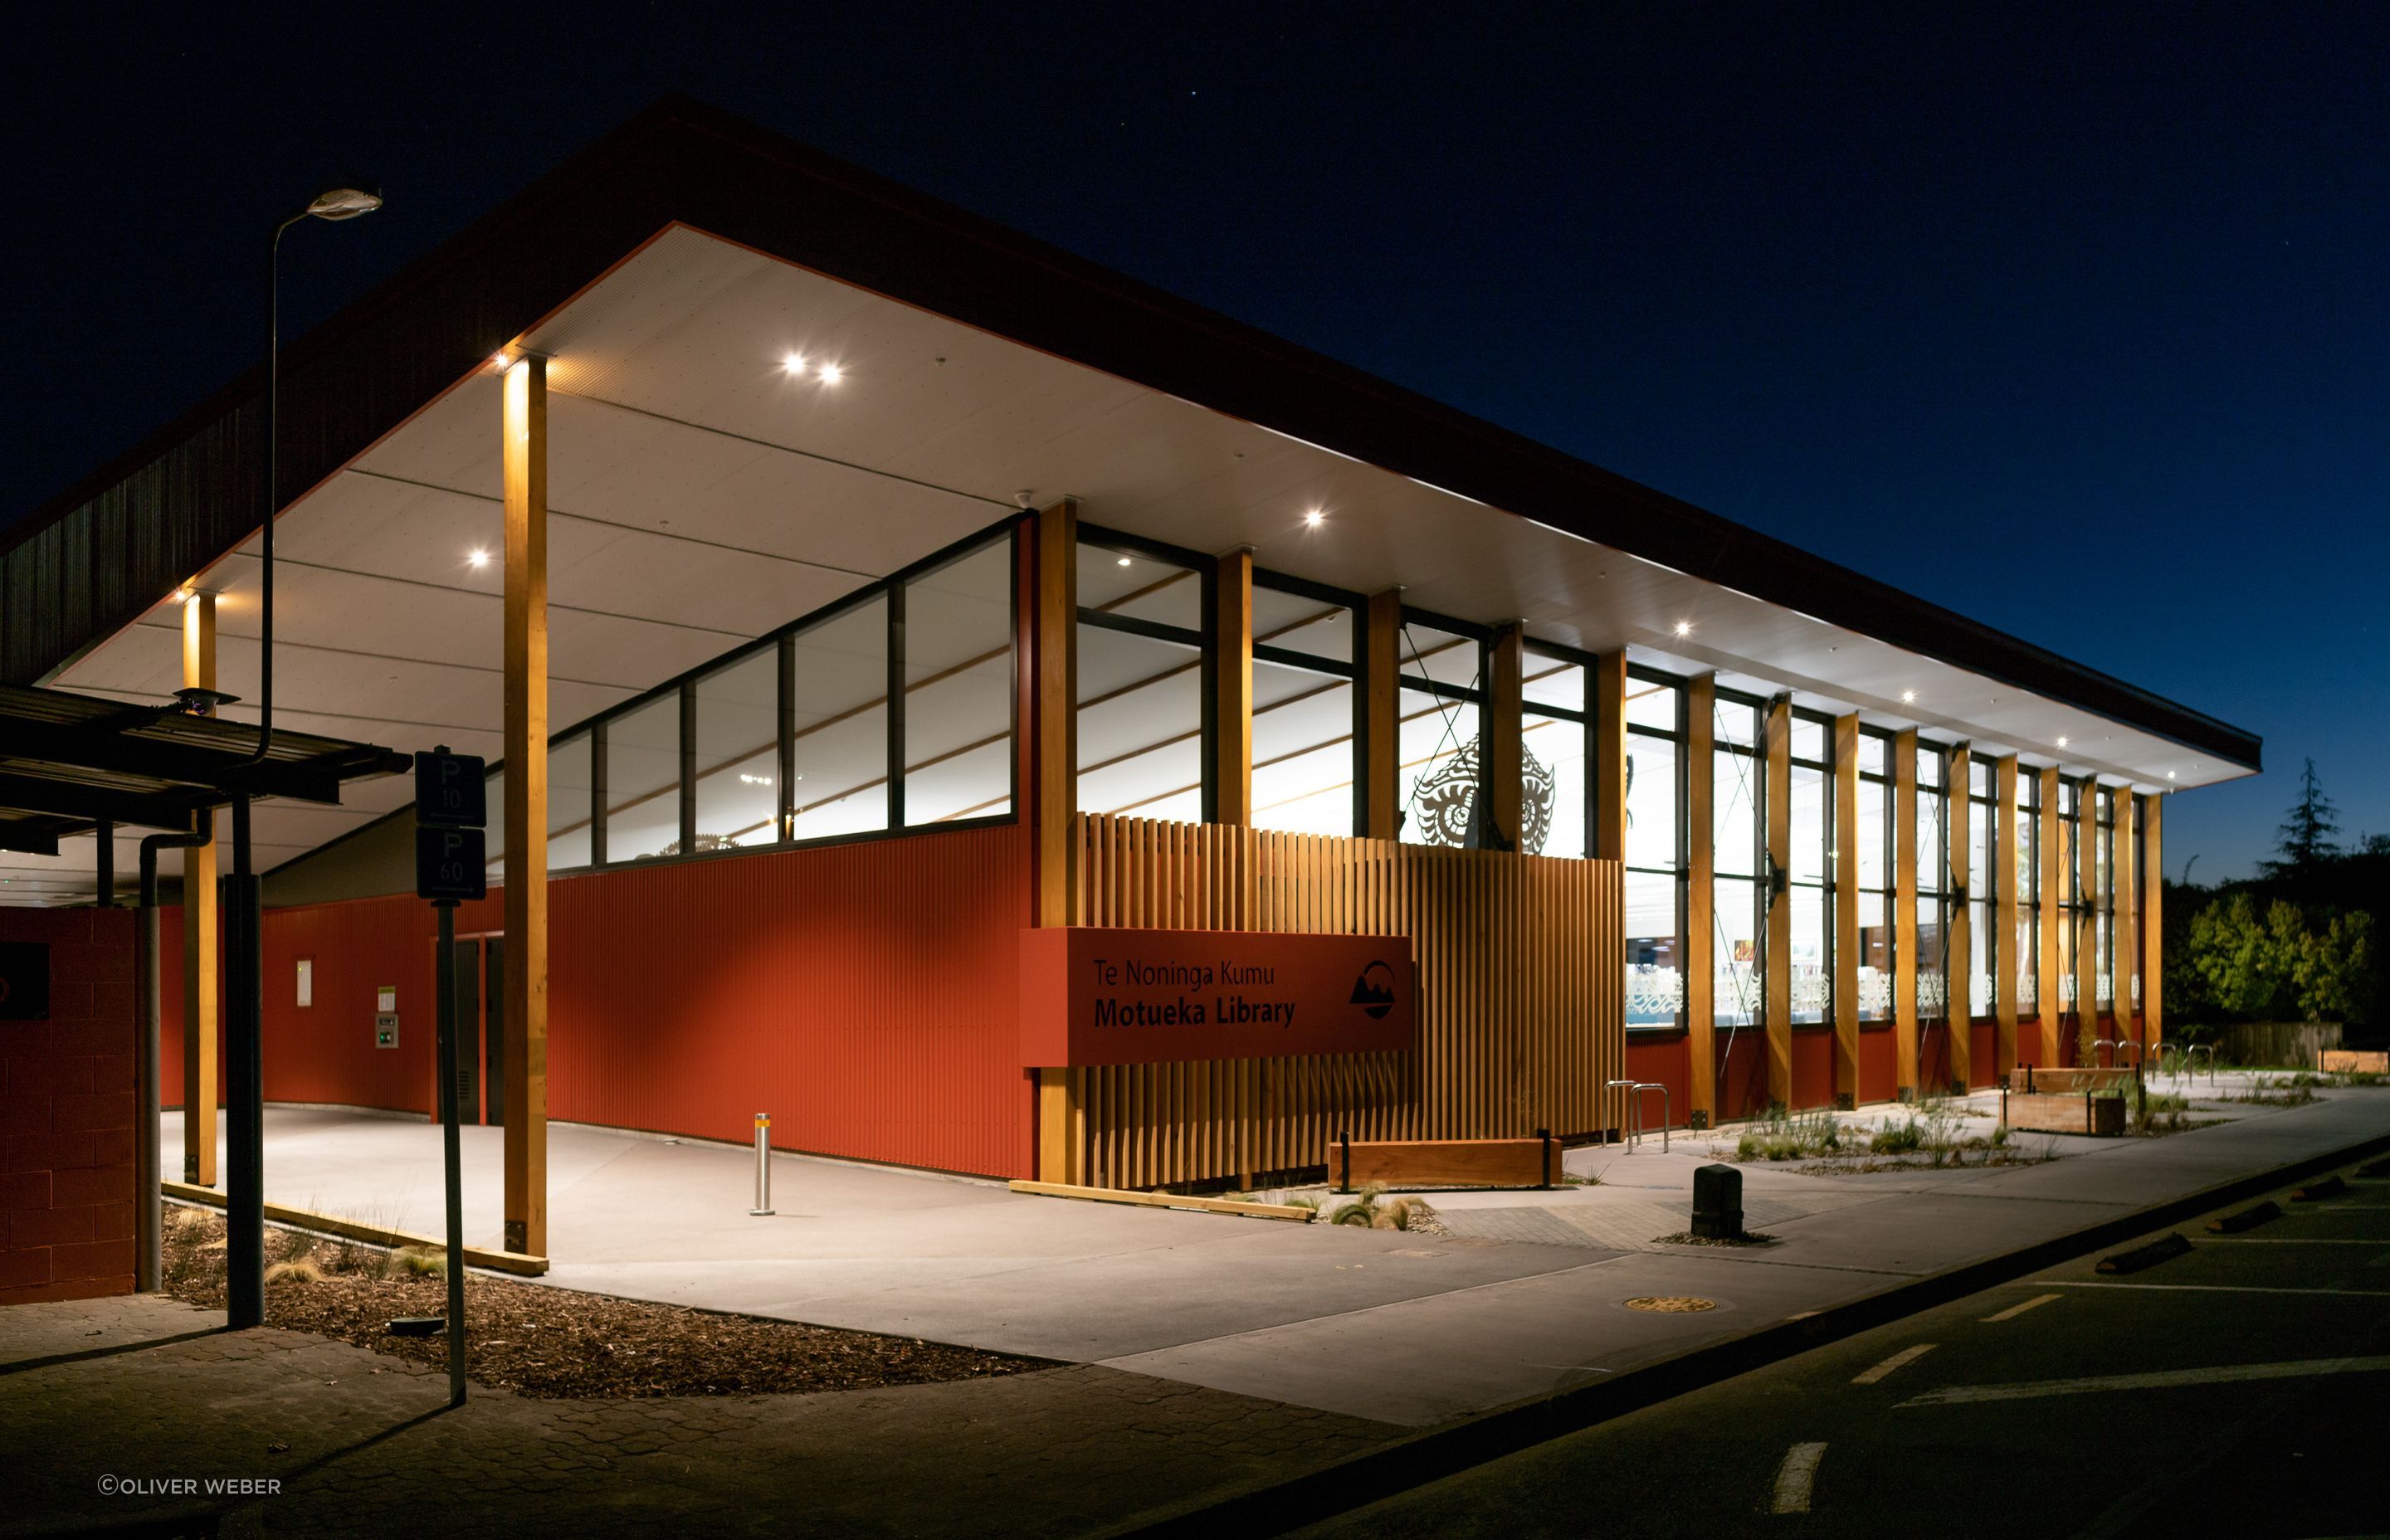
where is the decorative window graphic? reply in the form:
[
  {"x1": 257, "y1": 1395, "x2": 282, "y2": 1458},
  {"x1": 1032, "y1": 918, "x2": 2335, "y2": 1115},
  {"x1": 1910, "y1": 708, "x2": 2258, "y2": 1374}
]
[{"x1": 1406, "y1": 735, "x2": 1554, "y2": 851}]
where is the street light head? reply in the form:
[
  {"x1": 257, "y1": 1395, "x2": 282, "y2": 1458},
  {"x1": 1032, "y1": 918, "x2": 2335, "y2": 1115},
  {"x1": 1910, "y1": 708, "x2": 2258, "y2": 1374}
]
[{"x1": 306, "y1": 185, "x2": 383, "y2": 222}]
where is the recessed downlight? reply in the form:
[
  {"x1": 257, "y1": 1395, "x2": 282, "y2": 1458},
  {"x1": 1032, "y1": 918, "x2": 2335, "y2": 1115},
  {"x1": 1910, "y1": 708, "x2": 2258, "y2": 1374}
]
[{"x1": 1673, "y1": 621, "x2": 1693, "y2": 637}]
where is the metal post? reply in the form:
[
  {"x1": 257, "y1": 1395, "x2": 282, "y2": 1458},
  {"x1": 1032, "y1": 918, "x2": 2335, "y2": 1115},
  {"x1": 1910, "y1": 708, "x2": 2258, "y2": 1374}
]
[
  {"x1": 749, "y1": 1113, "x2": 775, "y2": 1216},
  {"x1": 135, "y1": 821, "x2": 203, "y2": 1293},
  {"x1": 1635, "y1": 1083, "x2": 1672, "y2": 1153},
  {"x1": 1606, "y1": 1079, "x2": 1638, "y2": 1149},
  {"x1": 434, "y1": 899, "x2": 466, "y2": 1407},
  {"x1": 225, "y1": 795, "x2": 264, "y2": 1329}
]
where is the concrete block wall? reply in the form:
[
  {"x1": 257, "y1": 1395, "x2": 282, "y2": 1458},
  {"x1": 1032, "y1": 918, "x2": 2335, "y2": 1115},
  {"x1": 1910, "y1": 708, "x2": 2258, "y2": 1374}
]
[{"x1": 2, "y1": 907, "x2": 138, "y2": 1305}]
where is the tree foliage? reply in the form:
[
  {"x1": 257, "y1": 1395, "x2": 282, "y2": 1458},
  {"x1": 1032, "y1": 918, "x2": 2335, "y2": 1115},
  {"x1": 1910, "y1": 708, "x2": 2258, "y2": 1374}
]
[
  {"x1": 2183, "y1": 896, "x2": 2374, "y2": 1022},
  {"x1": 2262, "y1": 758, "x2": 2340, "y2": 880}
]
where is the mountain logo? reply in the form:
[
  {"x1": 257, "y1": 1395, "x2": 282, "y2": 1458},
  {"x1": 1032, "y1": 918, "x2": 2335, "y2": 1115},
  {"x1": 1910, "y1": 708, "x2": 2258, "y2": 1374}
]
[{"x1": 1349, "y1": 960, "x2": 1397, "y2": 1020}]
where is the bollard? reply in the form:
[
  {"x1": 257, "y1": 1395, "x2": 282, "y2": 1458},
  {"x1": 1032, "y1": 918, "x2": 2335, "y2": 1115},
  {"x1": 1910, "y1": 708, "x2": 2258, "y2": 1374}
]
[
  {"x1": 1691, "y1": 1162, "x2": 1744, "y2": 1240},
  {"x1": 749, "y1": 1113, "x2": 775, "y2": 1216}
]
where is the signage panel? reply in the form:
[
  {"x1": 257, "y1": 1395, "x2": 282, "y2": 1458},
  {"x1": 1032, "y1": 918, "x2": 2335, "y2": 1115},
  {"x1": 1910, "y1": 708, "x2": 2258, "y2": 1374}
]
[
  {"x1": 412, "y1": 749, "x2": 487, "y2": 829},
  {"x1": 415, "y1": 826, "x2": 487, "y2": 902},
  {"x1": 1020, "y1": 927, "x2": 1413, "y2": 1067}
]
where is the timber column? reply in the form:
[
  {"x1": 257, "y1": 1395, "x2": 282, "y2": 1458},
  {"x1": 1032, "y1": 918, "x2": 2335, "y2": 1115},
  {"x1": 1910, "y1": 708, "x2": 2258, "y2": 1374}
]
[
  {"x1": 1592, "y1": 651, "x2": 1629, "y2": 1133},
  {"x1": 1362, "y1": 590, "x2": 1403, "y2": 840},
  {"x1": 2036, "y1": 766, "x2": 2062, "y2": 1066},
  {"x1": 1993, "y1": 756, "x2": 2021, "y2": 1078},
  {"x1": 1893, "y1": 727, "x2": 1919, "y2": 1099},
  {"x1": 501, "y1": 358, "x2": 549, "y2": 1257},
  {"x1": 1034, "y1": 500, "x2": 1081, "y2": 1183},
  {"x1": 180, "y1": 592, "x2": 218, "y2": 1186},
  {"x1": 1208, "y1": 548, "x2": 1253, "y2": 826},
  {"x1": 1488, "y1": 624, "x2": 1525, "y2": 848},
  {"x1": 2115, "y1": 790, "x2": 2139, "y2": 1056},
  {"x1": 1762, "y1": 695, "x2": 1792, "y2": 1109},
  {"x1": 1946, "y1": 745, "x2": 1973, "y2": 1092},
  {"x1": 1684, "y1": 674, "x2": 1716, "y2": 1127},
  {"x1": 1832, "y1": 714, "x2": 1860, "y2": 1108},
  {"x1": 2141, "y1": 795, "x2": 2163, "y2": 1053}
]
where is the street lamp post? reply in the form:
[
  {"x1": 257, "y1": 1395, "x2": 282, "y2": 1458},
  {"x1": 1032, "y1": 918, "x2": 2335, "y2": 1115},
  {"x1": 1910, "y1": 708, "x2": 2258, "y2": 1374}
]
[{"x1": 223, "y1": 183, "x2": 382, "y2": 1333}]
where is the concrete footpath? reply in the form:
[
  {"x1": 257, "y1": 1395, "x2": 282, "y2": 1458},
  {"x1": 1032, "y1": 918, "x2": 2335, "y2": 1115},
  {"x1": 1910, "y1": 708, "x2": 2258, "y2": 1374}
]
[{"x1": 7, "y1": 1084, "x2": 2380, "y2": 1538}]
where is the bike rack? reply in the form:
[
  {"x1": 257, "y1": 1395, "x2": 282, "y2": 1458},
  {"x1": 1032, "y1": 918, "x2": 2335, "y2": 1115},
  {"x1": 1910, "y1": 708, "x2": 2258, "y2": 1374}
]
[
  {"x1": 1632, "y1": 1082, "x2": 1671, "y2": 1153},
  {"x1": 1605, "y1": 1079, "x2": 1641, "y2": 1149},
  {"x1": 2187, "y1": 1044, "x2": 2217, "y2": 1089},
  {"x1": 2092, "y1": 1037, "x2": 2119, "y2": 1067},
  {"x1": 2156, "y1": 1043, "x2": 2186, "y2": 1083}
]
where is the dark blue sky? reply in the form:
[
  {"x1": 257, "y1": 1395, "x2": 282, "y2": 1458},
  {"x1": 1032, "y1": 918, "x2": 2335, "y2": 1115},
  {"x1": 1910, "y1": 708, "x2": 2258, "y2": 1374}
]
[{"x1": 7, "y1": 5, "x2": 2383, "y2": 880}]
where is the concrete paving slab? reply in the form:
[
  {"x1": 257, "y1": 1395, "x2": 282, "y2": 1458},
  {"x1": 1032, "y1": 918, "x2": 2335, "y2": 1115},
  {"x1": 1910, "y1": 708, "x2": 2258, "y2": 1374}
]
[{"x1": 176, "y1": 1085, "x2": 2390, "y2": 1429}]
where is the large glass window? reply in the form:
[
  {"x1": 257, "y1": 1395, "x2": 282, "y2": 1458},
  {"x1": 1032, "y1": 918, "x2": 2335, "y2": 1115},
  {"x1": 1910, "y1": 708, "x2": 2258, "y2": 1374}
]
[
  {"x1": 510, "y1": 518, "x2": 1016, "y2": 875},
  {"x1": 603, "y1": 692, "x2": 683, "y2": 861},
  {"x1": 2056, "y1": 779, "x2": 2080, "y2": 1014},
  {"x1": 1397, "y1": 613, "x2": 1489, "y2": 846},
  {"x1": 1251, "y1": 575, "x2": 1362, "y2": 836},
  {"x1": 1969, "y1": 759, "x2": 1996, "y2": 1019},
  {"x1": 1521, "y1": 649, "x2": 1588, "y2": 859},
  {"x1": 2095, "y1": 787, "x2": 2116, "y2": 1010},
  {"x1": 2015, "y1": 770, "x2": 2041, "y2": 1015},
  {"x1": 693, "y1": 646, "x2": 780, "y2": 850},
  {"x1": 1788, "y1": 712, "x2": 1832, "y2": 1026},
  {"x1": 1916, "y1": 743, "x2": 1949, "y2": 1022},
  {"x1": 1076, "y1": 538, "x2": 1204, "y2": 823},
  {"x1": 903, "y1": 539, "x2": 1015, "y2": 825},
  {"x1": 1712, "y1": 694, "x2": 1763, "y2": 1030},
  {"x1": 1856, "y1": 730, "x2": 1894, "y2": 1021},
  {"x1": 1623, "y1": 668, "x2": 1685, "y2": 1027},
  {"x1": 549, "y1": 735, "x2": 592, "y2": 871}
]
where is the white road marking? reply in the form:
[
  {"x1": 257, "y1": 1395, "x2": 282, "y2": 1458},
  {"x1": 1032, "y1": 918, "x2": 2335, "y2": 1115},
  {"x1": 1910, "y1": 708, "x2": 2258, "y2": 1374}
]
[
  {"x1": 1983, "y1": 1292, "x2": 2061, "y2": 1322},
  {"x1": 2193, "y1": 1237, "x2": 2390, "y2": 1244},
  {"x1": 1770, "y1": 1441, "x2": 1827, "y2": 1513},
  {"x1": 1851, "y1": 1343, "x2": 1938, "y2": 1384},
  {"x1": 1899, "y1": 1354, "x2": 2390, "y2": 1407},
  {"x1": 2028, "y1": 1280, "x2": 2390, "y2": 1298}
]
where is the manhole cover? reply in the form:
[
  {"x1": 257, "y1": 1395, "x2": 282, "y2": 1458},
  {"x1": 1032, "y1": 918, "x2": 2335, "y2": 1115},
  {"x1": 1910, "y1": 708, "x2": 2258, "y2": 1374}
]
[{"x1": 1622, "y1": 1295, "x2": 1716, "y2": 1313}]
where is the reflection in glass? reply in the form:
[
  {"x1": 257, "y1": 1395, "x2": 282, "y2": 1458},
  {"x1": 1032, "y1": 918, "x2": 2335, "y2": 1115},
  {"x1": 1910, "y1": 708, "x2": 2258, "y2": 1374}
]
[{"x1": 1626, "y1": 869, "x2": 1683, "y2": 1026}]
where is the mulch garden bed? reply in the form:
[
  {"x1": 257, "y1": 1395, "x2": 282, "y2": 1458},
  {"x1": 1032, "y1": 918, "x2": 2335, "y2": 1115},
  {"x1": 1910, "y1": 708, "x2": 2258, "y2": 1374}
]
[{"x1": 162, "y1": 1205, "x2": 1048, "y2": 1400}]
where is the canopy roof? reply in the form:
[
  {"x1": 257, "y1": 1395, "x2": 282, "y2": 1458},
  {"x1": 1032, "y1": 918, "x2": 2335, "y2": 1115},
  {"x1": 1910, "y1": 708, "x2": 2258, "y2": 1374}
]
[{"x1": 0, "y1": 97, "x2": 2256, "y2": 903}]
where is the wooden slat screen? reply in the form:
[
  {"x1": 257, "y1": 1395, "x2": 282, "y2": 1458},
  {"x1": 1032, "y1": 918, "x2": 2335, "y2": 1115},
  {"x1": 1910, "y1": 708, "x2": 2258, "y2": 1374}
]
[{"x1": 1070, "y1": 813, "x2": 1623, "y2": 1189}]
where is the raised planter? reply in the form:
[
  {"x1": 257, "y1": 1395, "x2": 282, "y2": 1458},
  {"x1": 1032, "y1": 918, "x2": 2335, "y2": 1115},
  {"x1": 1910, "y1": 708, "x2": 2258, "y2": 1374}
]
[
  {"x1": 2007, "y1": 1066, "x2": 2134, "y2": 1095},
  {"x1": 1329, "y1": 1134, "x2": 1559, "y2": 1191},
  {"x1": 2321, "y1": 1049, "x2": 2388, "y2": 1074},
  {"x1": 2001, "y1": 1090, "x2": 2127, "y2": 1138}
]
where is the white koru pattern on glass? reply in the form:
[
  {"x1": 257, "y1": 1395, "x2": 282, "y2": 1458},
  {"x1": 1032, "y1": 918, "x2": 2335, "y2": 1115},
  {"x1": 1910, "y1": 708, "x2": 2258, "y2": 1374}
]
[
  {"x1": 1412, "y1": 734, "x2": 1558, "y2": 851},
  {"x1": 1919, "y1": 968, "x2": 1947, "y2": 1016},
  {"x1": 1973, "y1": 972, "x2": 1993, "y2": 1016},
  {"x1": 2132, "y1": 973, "x2": 2143, "y2": 1010},
  {"x1": 1858, "y1": 968, "x2": 1892, "y2": 1018},
  {"x1": 2096, "y1": 971, "x2": 2113, "y2": 1007},
  {"x1": 1626, "y1": 966, "x2": 1684, "y2": 1025},
  {"x1": 1791, "y1": 968, "x2": 1831, "y2": 1018}
]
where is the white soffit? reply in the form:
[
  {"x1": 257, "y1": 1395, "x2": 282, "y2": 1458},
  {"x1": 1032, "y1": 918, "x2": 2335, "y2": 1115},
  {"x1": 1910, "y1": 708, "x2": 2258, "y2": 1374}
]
[{"x1": 16, "y1": 225, "x2": 2236, "y2": 904}]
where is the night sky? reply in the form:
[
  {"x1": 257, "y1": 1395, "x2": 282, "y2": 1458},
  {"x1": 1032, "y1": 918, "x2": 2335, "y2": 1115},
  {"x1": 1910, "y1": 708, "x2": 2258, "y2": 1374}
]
[{"x1": 7, "y1": 5, "x2": 2383, "y2": 880}]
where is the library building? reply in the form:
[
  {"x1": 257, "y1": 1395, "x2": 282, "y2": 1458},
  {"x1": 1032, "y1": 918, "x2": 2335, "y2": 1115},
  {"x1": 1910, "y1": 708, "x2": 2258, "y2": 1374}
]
[{"x1": 0, "y1": 101, "x2": 2258, "y2": 1264}]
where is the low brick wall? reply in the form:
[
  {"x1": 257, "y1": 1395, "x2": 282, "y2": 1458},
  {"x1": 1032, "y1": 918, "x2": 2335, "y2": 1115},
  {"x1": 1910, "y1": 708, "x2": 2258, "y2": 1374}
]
[{"x1": 3, "y1": 908, "x2": 138, "y2": 1306}]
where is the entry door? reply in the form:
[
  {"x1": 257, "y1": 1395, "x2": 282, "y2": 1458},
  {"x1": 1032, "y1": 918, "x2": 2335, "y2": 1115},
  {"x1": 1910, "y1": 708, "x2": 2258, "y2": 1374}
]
[
  {"x1": 445, "y1": 939, "x2": 482, "y2": 1124},
  {"x1": 483, "y1": 938, "x2": 505, "y2": 1128},
  {"x1": 441, "y1": 938, "x2": 506, "y2": 1127}
]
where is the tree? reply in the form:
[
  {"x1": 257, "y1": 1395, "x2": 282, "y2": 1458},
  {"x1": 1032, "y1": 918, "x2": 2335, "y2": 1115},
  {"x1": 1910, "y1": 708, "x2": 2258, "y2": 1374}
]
[
  {"x1": 2295, "y1": 910, "x2": 2377, "y2": 1023},
  {"x1": 2264, "y1": 758, "x2": 2341, "y2": 881},
  {"x1": 2186, "y1": 894, "x2": 2295, "y2": 1018}
]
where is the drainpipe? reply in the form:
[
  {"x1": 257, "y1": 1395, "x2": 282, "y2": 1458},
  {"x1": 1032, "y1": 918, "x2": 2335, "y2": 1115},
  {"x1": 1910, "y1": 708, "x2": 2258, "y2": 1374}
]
[{"x1": 136, "y1": 815, "x2": 210, "y2": 1293}]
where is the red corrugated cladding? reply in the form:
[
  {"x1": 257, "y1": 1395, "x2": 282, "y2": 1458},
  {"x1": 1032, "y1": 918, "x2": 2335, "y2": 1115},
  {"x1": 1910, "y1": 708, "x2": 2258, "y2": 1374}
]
[{"x1": 232, "y1": 825, "x2": 1034, "y2": 1179}]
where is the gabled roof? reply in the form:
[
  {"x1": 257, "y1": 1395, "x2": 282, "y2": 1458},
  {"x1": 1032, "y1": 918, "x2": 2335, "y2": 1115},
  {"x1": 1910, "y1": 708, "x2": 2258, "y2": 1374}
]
[{"x1": 2, "y1": 94, "x2": 2258, "y2": 772}]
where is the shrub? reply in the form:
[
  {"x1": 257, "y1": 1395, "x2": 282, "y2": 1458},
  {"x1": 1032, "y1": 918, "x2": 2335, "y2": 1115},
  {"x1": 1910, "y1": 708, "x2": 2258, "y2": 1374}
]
[
  {"x1": 264, "y1": 1259, "x2": 322, "y2": 1285},
  {"x1": 395, "y1": 1247, "x2": 447, "y2": 1278}
]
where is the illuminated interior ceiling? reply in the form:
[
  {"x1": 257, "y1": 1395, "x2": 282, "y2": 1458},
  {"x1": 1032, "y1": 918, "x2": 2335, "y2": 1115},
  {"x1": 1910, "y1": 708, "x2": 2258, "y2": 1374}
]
[{"x1": 8, "y1": 222, "x2": 2247, "y2": 902}]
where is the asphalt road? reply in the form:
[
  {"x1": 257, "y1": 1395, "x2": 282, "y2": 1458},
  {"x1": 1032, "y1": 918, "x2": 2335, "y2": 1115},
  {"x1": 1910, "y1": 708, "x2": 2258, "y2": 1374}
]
[{"x1": 1299, "y1": 1155, "x2": 2390, "y2": 1540}]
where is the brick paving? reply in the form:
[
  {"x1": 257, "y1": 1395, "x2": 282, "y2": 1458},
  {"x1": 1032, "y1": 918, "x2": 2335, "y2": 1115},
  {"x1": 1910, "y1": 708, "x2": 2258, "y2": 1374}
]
[{"x1": 1, "y1": 1294, "x2": 1392, "y2": 1538}]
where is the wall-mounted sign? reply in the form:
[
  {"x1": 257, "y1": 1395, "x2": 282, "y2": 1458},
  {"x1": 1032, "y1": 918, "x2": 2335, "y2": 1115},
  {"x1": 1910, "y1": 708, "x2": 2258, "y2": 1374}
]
[
  {"x1": 1020, "y1": 928, "x2": 1413, "y2": 1067},
  {"x1": 377, "y1": 987, "x2": 397, "y2": 1013},
  {"x1": 0, "y1": 941, "x2": 51, "y2": 1021}
]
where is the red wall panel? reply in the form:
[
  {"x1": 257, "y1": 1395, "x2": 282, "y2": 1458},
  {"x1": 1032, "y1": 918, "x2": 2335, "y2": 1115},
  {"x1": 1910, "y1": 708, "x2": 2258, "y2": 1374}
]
[
  {"x1": 1790, "y1": 1030, "x2": 1832, "y2": 1110},
  {"x1": 1968, "y1": 1022, "x2": 1997, "y2": 1089},
  {"x1": 1859, "y1": 1028, "x2": 1895, "y2": 1104},
  {"x1": 240, "y1": 825, "x2": 1035, "y2": 1178},
  {"x1": 1622, "y1": 1034, "x2": 1689, "y2": 1131}
]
